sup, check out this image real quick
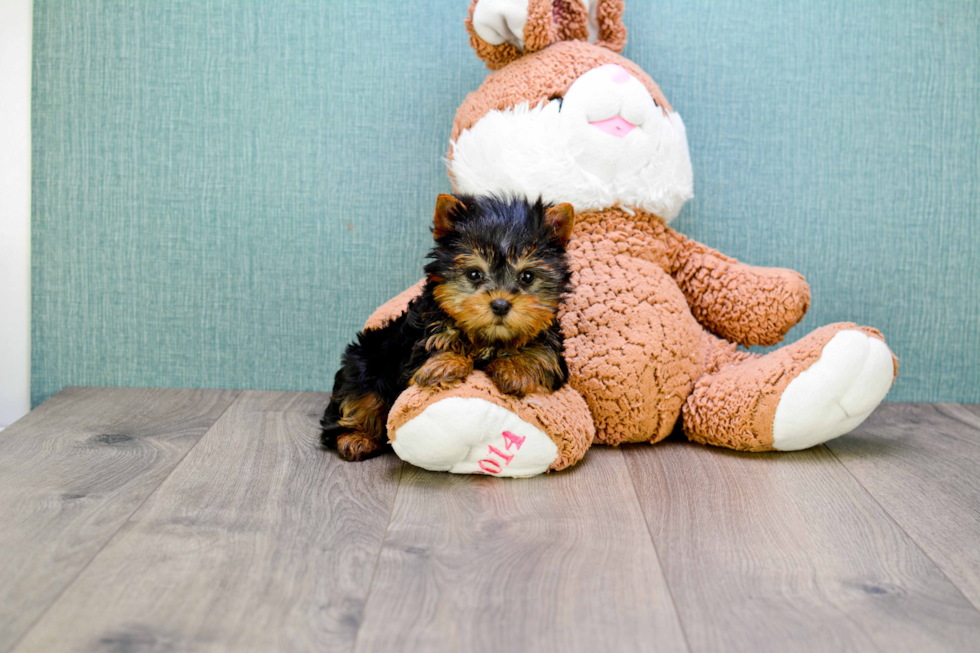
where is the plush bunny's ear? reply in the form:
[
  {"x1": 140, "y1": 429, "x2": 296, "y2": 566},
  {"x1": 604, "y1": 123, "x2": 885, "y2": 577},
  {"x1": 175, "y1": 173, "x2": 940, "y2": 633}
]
[
  {"x1": 592, "y1": 0, "x2": 627, "y2": 52},
  {"x1": 466, "y1": 1, "x2": 627, "y2": 70},
  {"x1": 553, "y1": 0, "x2": 590, "y2": 43},
  {"x1": 467, "y1": 0, "x2": 554, "y2": 70}
]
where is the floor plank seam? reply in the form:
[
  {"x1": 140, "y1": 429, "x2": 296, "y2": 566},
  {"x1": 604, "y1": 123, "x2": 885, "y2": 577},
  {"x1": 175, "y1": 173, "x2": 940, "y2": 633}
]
[
  {"x1": 936, "y1": 403, "x2": 980, "y2": 432},
  {"x1": 622, "y1": 448, "x2": 694, "y2": 653},
  {"x1": 822, "y1": 443, "x2": 980, "y2": 616},
  {"x1": 349, "y1": 459, "x2": 406, "y2": 653},
  {"x1": 3, "y1": 389, "x2": 244, "y2": 653}
]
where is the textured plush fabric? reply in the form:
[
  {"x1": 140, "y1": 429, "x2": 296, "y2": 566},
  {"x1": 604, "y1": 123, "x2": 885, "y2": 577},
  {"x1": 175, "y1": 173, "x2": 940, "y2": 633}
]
[
  {"x1": 376, "y1": 2, "x2": 901, "y2": 465},
  {"x1": 31, "y1": 0, "x2": 980, "y2": 406},
  {"x1": 363, "y1": 280, "x2": 427, "y2": 331},
  {"x1": 448, "y1": 56, "x2": 693, "y2": 220},
  {"x1": 370, "y1": 207, "x2": 862, "y2": 450},
  {"x1": 451, "y1": 40, "x2": 672, "y2": 143},
  {"x1": 683, "y1": 323, "x2": 894, "y2": 452},
  {"x1": 387, "y1": 370, "x2": 594, "y2": 471},
  {"x1": 466, "y1": 0, "x2": 624, "y2": 70},
  {"x1": 576, "y1": 208, "x2": 812, "y2": 347},
  {"x1": 563, "y1": 207, "x2": 821, "y2": 446}
]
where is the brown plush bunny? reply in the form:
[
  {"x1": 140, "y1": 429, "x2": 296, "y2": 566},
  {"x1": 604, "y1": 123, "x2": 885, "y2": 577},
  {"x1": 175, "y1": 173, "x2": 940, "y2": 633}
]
[{"x1": 359, "y1": 0, "x2": 896, "y2": 477}]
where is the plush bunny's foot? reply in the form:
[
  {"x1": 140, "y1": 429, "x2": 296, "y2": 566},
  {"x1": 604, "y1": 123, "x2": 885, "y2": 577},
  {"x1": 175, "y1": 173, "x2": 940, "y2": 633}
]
[
  {"x1": 772, "y1": 329, "x2": 895, "y2": 451},
  {"x1": 683, "y1": 323, "x2": 897, "y2": 452},
  {"x1": 387, "y1": 371, "x2": 594, "y2": 477},
  {"x1": 392, "y1": 397, "x2": 558, "y2": 477}
]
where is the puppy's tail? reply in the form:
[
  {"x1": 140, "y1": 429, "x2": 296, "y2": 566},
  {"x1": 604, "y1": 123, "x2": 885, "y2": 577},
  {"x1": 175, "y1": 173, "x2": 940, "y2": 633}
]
[{"x1": 319, "y1": 398, "x2": 346, "y2": 450}]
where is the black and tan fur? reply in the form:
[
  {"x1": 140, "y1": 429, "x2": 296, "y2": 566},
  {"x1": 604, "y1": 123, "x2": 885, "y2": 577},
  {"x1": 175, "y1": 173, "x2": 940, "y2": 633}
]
[{"x1": 321, "y1": 194, "x2": 574, "y2": 461}]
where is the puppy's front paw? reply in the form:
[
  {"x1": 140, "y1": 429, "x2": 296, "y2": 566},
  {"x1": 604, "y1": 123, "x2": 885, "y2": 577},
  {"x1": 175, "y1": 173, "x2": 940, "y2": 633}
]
[
  {"x1": 412, "y1": 352, "x2": 473, "y2": 389},
  {"x1": 486, "y1": 358, "x2": 548, "y2": 398},
  {"x1": 336, "y1": 431, "x2": 384, "y2": 461}
]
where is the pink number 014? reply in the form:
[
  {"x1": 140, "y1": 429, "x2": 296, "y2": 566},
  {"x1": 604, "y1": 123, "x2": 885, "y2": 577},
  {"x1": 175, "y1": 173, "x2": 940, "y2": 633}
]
[{"x1": 478, "y1": 431, "x2": 526, "y2": 474}]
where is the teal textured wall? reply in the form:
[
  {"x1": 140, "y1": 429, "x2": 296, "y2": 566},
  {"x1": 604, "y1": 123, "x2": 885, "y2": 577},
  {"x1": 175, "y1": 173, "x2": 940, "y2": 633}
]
[{"x1": 32, "y1": 0, "x2": 980, "y2": 406}]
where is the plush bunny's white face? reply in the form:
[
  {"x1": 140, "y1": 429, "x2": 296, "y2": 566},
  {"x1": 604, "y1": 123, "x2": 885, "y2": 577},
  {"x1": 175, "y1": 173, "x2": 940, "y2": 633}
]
[{"x1": 449, "y1": 64, "x2": 694, "y2": 221}]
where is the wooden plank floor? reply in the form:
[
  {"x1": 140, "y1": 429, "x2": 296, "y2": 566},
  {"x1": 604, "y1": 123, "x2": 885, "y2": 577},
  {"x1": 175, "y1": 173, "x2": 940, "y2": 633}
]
[
  {"x1": 2, "y1": 388, "x2": 979, "y2": 652},
  {"x1": 0, "y1": 387, "x2": 239, "y2": 652},
  {"x1": 827, "y1": 404, "x2": 980, "y2": 611}
]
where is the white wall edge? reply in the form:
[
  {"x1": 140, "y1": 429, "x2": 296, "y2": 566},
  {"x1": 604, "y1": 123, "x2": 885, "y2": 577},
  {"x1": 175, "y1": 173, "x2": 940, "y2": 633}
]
[{"x1": 0, "y1": 0, "x2": 33, "y2": 427}]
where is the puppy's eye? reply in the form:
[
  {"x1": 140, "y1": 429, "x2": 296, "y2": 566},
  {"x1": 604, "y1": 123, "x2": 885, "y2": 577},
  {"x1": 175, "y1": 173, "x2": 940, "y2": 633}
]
[
  {"x1": 519, "y1": 271, "x2": 535, "y2": 285},
  {"x1": 466, "y1": 269, "x2": 484, "y2": 283}
]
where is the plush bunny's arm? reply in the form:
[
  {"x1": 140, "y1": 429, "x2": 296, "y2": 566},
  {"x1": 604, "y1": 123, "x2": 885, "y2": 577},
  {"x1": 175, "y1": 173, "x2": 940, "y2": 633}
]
[
  {"x1": 666, "y1": 230, "x2": 811, "y2": 347},
  {"x1": 363, "y1": 280, "x2": 426, "y2": 331}
]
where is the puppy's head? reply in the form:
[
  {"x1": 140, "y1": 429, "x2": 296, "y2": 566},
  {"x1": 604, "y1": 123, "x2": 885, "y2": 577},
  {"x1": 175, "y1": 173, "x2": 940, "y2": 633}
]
[{"x1": 425, "y1": 194, "x2": 573, "y2": 347}]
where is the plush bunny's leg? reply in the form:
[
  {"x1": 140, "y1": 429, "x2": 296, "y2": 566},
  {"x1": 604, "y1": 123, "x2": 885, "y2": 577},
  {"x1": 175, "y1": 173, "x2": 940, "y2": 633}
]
[
  {"x1": 387, "y1": 371, "x2": 594, "y2": 477},
  {"x1": 683, "y1": 324, "x2": 897, "y2": 452}
]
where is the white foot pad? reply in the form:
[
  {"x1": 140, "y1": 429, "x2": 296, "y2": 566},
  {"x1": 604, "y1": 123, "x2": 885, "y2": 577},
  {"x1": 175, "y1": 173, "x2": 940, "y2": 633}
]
[
  {"x1": 772, "y1": 330, "x2": 895, "y2": 451},
  {"x1": 391, "y1": 397, "x2": 558, "y2": 477}
]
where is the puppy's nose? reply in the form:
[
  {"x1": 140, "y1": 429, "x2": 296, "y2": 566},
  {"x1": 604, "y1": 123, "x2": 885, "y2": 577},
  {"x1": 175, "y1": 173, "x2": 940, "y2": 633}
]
[{"x1": 490, "y1": 299, "x2": 511, "y2": 316}]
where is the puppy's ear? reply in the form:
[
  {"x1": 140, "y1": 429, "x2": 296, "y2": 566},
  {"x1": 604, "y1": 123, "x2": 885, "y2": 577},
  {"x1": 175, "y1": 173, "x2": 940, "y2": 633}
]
[
  {"x1": 545, "y1": 203, "x2": 575, "y2": 246},
  {"x1": 433, "y1": 194, "x2": 466, "y2": 240}
]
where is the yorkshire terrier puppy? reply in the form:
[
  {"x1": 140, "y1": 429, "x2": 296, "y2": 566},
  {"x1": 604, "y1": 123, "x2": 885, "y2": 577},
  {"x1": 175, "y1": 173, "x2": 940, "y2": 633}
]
[{"x1": 320, "y1": 193, "x2": 575, "y2": 461}]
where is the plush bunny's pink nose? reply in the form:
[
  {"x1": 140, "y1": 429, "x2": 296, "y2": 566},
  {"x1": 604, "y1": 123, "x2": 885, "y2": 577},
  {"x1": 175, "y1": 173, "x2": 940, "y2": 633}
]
[{"x1": 598, "y1": 63, "x2": 631, "y2": 84}]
